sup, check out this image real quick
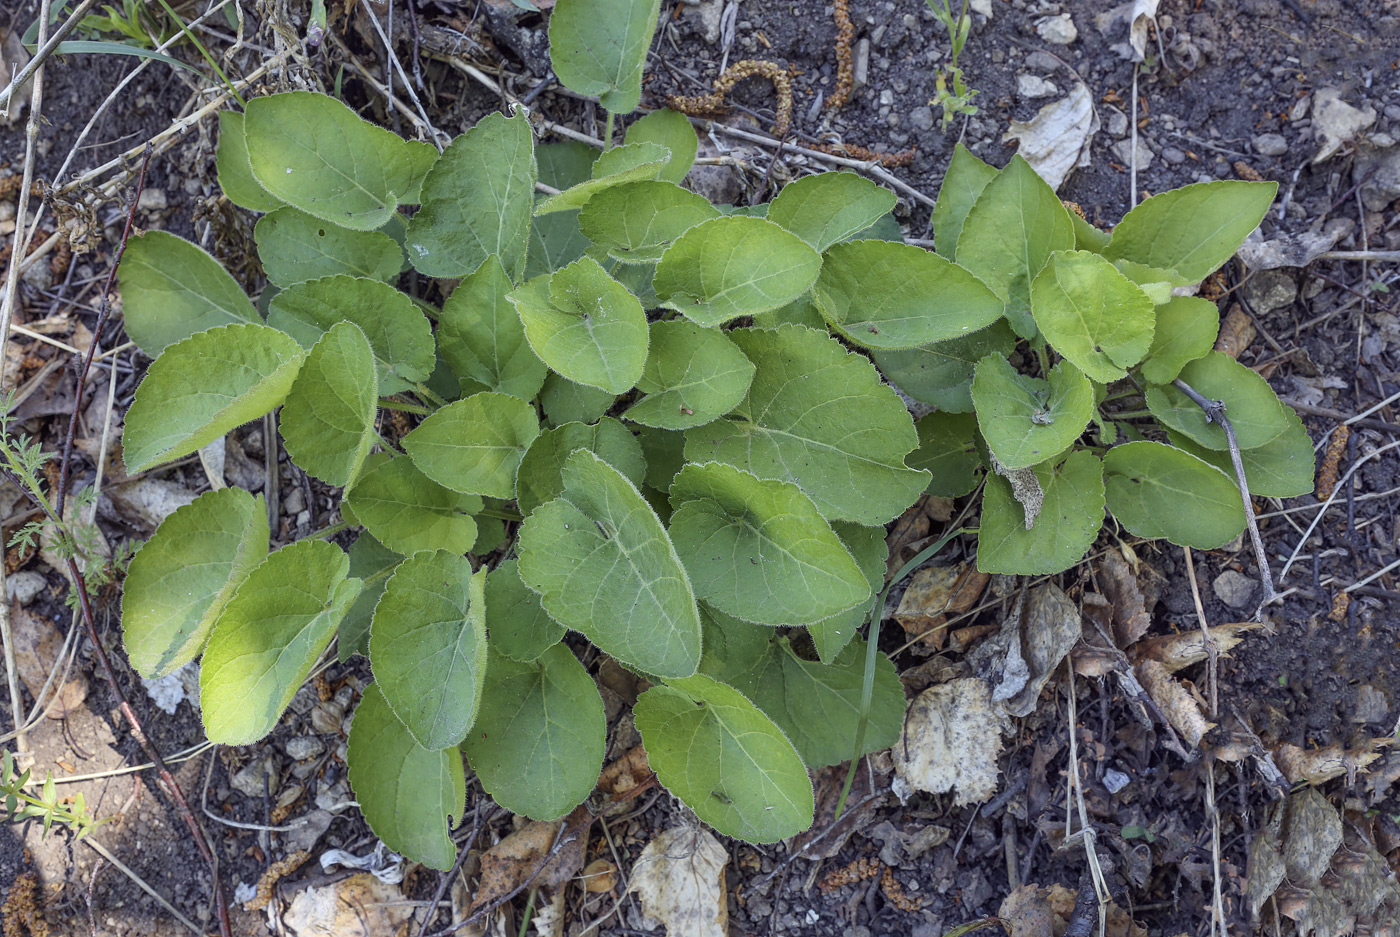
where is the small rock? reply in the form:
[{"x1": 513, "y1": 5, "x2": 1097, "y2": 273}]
[
  {"x1": 910, "y1": 106, "x2": 935, "y2": 131},
  {"x1": 231, "y1": 753, "x2": 280, "y2": 799},
  {"x1": 5, "y1": 571, "x2": 47, "y2": 605},
  {"x1": 691, "y1": 0, "x2": 723, "y2": 43},
  {"x1": 1244, "y1": 268, "x2": 1297, "y2": 313},
  {"x1": 1105, "y1": 108, "x2": 1128, "y2": 137},
  {"x1": 1111, "y1": 137, "x2": 1154, "y2": 170},
  {"x1": 310, "y1": 700, "x2": 345, "y2": 735},
  {"x1": 1016, "y1": 74, "x2": 1059, "y2": 99},
  {"x1": 1024, "y1": 51, "x2": 1061, "y2": 72},
  {"x1": 1385, "y1": 104, "x2": 1400, "y2": 122},
  {"x1": 0, "y1": 201, "x2": 14, "y2": 223},
  {"x1": 282, "y1": 487, "x2": 305, "y2": 515},
  {"x1": 286, "y1": 736, "x2": 326, "y2": 761},
  {"x1": 284, "y1": 808, "x2": 334, "y2": 853},
  {"x1": 137, "y1": 187, "x2": 168, "y2": 212},
  {"x1": 969, "y1": 0, "x2": 992, "y2": 16},
  {"x1": 1353, "y1": 685, "x2": 1389, "y2": 724},
  {"x1": 1035, "y1": 13, "x2": 1078, "y2": 44},
  {"x1": 1253, "y1": 133, "x2": 1289, "y2": 157},
  {"x1": 853, "y1": 38, "x2": 871, "y2": 90},
  {"x1": 1162, "y1": 146, "x2": 1187, "y2": 164},
  {"x1": 1212, "y1": 570, "x2": 1256, "y2": 610},
  {"x1": 878, "y1": 89, "x2": 894, "y2": 107}
]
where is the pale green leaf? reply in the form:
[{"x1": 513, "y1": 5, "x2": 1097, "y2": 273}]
[
  {"x1": 547, "y1": 0, "x2": 662, "y2": 112},
  {"x1": 1071, "y1": 211, "x2": 1112, "y2": 252},
  {"x1": 215, "y1": 111, "x2": 284, "y2": 213},
  {"x1": 403, "y1": 393, "x2": 540, "y2": 499},
  {"x1": 124, "y1": 323, "x2": 305, "y2": 473},
  {"x1": 439, "y1": 256, "x2": 548, "y2": 400},
  {"x1": 121, "y1": 488, "x2": 268, "y2": 678},
  {"x1": 813, "y1": 239, "x2": 1005, "y2": 349},
  {"x1": 462, "y1": 646, "x2": 605, "y2": 820},
  {"x1": 254, "y1": 208, "x2": 402, "y2": 287},
  {"x1": 684, "y1": 326, "x2": 929, "y2": 526},
  {"x1": 1030, "y1": 250, "x2": 1156, "y2": 382},
  {"x1": 909, "y1": 411, "x2": 982, "y2": 497},
  {"x1": 339, "y1": 533, "x2": 402, "y2": 661},
  {"x1": 578, "y1": 181, "x2": 720, "y2": 264},
  {"x1": 348, "y1": 684, "x2": 465, "y2": 871},
  {"x1": 1112, "y1": 259, "x2": 1177, "y2": 305},
  {"x1": 634, "y1": 674, "x2": 814, "y2": 843},
  {"x1": 516, "y1": 417, "x2": 647, "y2": 517},
  {"x1": 345, "y1": 456, "x2": 481, "y2": 555},
  {"x1": 117, "y1": 230, "x2": 260, "y2": 356},
  {"x1": 972, "y1": 356, "x2": 1094, "y2": 470},
  {"x1": 534, "y1": 142, "x2": 671, "y2": 214},
  {"x1": 537, "y1": 140, "x2": 600, "y2": 189},
  {"x1": 280, "y1": 321, "x2": 378, "y2": 488},
  {"x1": 767, "y1": 172, "x2": 897, "y2": 252},
  {"x1": 485, "y1": 558, "x2": 564, "y2": 662},
  {"x1": 539, "y1": 372, "x2": 616, "y2": 426},
  {"x1": 1144, "y1": 351, "x2": 1293, "y2": 450},
  {"x1": 872, "y1": 321, "x2": 1018, "y2": 412},
  {"x1": 201, "y1": 539, "x2": 362, "y2": 744},
  {"x1": 805, "y1": 522, "x2": 886, "y2": 663},
  {"x1": 977, "y1": 450, "x2": 1105, "y2": 575},
  {"x1": 370, "y1": 553, "x2": 488, "y2": 750},
  {"x1": 623, "y1": 321, "x2": 755, "y2": 430},
  {"x1": 751, "y1": 296, "x2": 826, "y2": 331},
  {"x1": 653, "y1": 216, "x2": 822, "y2": 327},
  {"x1": 623, "y1": 108, "x2": 698, "y2": 183},
  {"x1": 1140, "y1": 296, "x2": 1220, "y2": 385},
  {"x1": 1104, "y1": 441, "x2": 1246, "y2": 548},
  {"x1": 931, "y1": 143, "x2": 998, "y2": 259},
  {"x1": 517, "y1": 450, "x2": 700, "y2": 677}
]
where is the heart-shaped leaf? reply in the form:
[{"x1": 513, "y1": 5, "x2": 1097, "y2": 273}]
[
  {"x1": 1030, "y1": 250, "x2": 1156, "y2": 382},
  {"x1": 1166, "y1": 405, "x2": 1315, "y2": 499},
  {"x1": 439, "y1": 256, "x2": 549, "y2": 401},
  {"x1": 767, "y1": 172, "x2": 897, "y2": 252},
  {"x1": 623, "y1": 320, "x2": 754, "y2": 430},
  {"x1": 1139, "y1": 296, "x2": 1220, "y2": 385},
  {"x1": 403, "y1": 393, "x2": 540, "y2": 499},
  {"x1": 1103, "y1": 441, "x2": 1246, "y2": 548},
  {"x1": 118, "y1": 231, "x2": 261, "y2": 356},
  {"x1": 1144, "y1": 352, "x2": 1293, "y2": 451},
  {"x1": 534, "y1": 142, "x2": 671, "y2": 214},
  {"x1": 547, "y1": 0, "x2": 662, "y2": 113},
  {"x1": 931, "y1": 143, "x2": 998, "y2": 259},
  {"x1": 280, "y1": 321, "x2": 378, "y2": 488},
  {"x1": 872, "y1": 321, "x2": 1018, "y2": 413},
  {"x1": 215, "y1": 111, "x2": 285, "y2": 213},
  {"x1": 346, "y1": 456, "x2": 481, "y2": 556},
  {"x1": 254, "y1": 208, "x2": 403, "y2": 287},
  {"x1": 972, "y1": 355, "x2": 1093, "y2": 470},
  {"x1": 623, "y1": 108, "x2": 698, "y2": 183},
  {"x1": 515, "y1": 417, "x2": 647, "y2": 517},
  {"x1": 977, "y1": 450, "x2": 1105, "y2": 575},
  {"x1": 578, "y1": 181, "x2": 720, "y2": 263},
  {"x1": 484, "y1": 558, "x2": 564, "y2": 662}
]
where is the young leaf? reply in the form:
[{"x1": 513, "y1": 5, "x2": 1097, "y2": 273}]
[
  {"x1": 1103, "y1": 441, "x2": 1246, "y2": 549},
  {"x1": 267, "y1": 275, "x2": 435, "y2": 394},
  {"x1": 339, "y1": 533, "x2": 403, "y2": 661},
  {"x1": 955, "y1": 154, "x2": 1076, "y2": 338},
  {"x1": 345, "y1": 456, "x2": 481, "y2": 556},
  {"x1": 200, "y1": 539, "x2": 362, "y2": 745},
  {"x1": 484, "y1": 558, "x2": 565, "y2": 662},
  {"x1": 623, "y1": 321, "x2": 755, "y2": 430},
  {"x1": 539, "y1": 372, "x2": 617, "y2": 426},
  {"x1": 254, "y1": 208, "x2": 403, "y2": 287},
  {"x1": 634, "y1": 674, "x2": 814, "y2": 843},
  {"x1": 684, "y1": 326, "x2": 929, "y2": 526},
  {"x1": 623, "y1": 108, "x2": 698, "y2": 183},
  {"x1": 534, "y1": 142, "x2": 671, "y2": 215},
  {"x1": 121, "y1": 488, "x2": 268, "y2": 678},
  {"x1": 370, "y1": 553, "x2": 488, "y2": 750},
  {"x1": 405, "y1": 109, "x2": 537, "y2": 280},
  {"x1": 931, "y1": 143, "x2": 998, "y2": 259},
  {"x1": 244, "y1": 90, "x2": 436, "y2": 230},
  {"x1": 577, "y1": 181, "x2": 720, "y2": 264},
  {"x1": 972, "y1": 355, "x2": 1094, "y2": 470},
  {"x1": 547, "y1": 0, "x2": 662, "y2": 113},
  {"x1": 1103, "y1": 180, "x2": 1278, "y2": 285},
  {"x1": 766, "y1": 172, "x2": 897, "y2": 252},
  {"x1": 669, "y1": 462, "x2": 870, "y2": 625},
  {"x1": 117, "y1": 230, "x2": 261, "y2": 355},
  {"x1": 1139, "y1": 296, "x2": 1220, "y2": 385},
  {"x1": 813, "y1": 239, "x2": 1005, "y2": 349},
  {"x1": 977, "y1": 450, "x2": 1105, "y2": 575},
  {"x1": 515, "y1": 418, "x2": 647, "y2": 517},
  {"x1": 123, "y1": 323, "x2": 305, "y2": 473},
  {"x1": 438, "y1": 256, "x2": 549, "y2": 401},
  {"x1": 872, "y1": 321, "x2": 1018, "y2": 413},
  {"x1": 653, "y1": 217, "x2": 822, "y2": 327},
  {"x1": 461, "y1": 645, "x2": 605, "y2": 821},
  {"x1": 1144, "y1": 351, "x2": 1293, "y2": 450},
  {"x1": 402, "y1": 393, "x2": 540, "y2": 499},
  {"x1": 1030, "y1": 250, "x2": 1156, "y2": 382},
  {"x1": 280, "y1": 321, "x2": 378, "y2": 488},
  {"x1": 517, "y1": 450, "x2": 701, "y2": 678},
  {"x1": 215, "y1": 111, "x2": 285, "y2": 213},
  {"x1": 510, "y1": 256, "x2": 648, "y2": 394},
  {"x1": 348, "y1": 684, "x2": 465, "y2": 871},
  {"x1": 1112, "y1": 259, "x2": 1177, "y2": 305},
  {"x1": 804, "y1": 521, "x2": 887, "y2": 663},
  {"x1": 1166, "y1": 404, "x2": 1315, "y2": 499},
  {"x1": 909, "y1": 411, "x2": 983, "y2": 497}
]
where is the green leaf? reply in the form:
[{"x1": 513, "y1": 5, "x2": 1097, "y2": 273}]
[
  {"x1": 623, "y1": 321, "x2": 755, "y2": 430},
  {"x1": 767, "y1": 172, "x2": 897, "y2": 252},
  {"x1": 624, "y1": 108, "x2": 698, "y2": 183},
  {"x1": 254, "y1": 208, "x2": 402, "y2": 287},
  {"x1": 977, "y1": 450, "x2": 1104, "y2": 575},
  {"x1": 348, "y1": 684, "x2": 465, "y2": 871},
  {"x1": 669, "y1": 462, "x2": 870, "y2": 625},
  {"x1": 539, "y1": 372, "x2": 617, "y2": 425},
  {"x1": 339, "y1": 533, "x2": 402, "y2": 661},
  {"x1": 1103, "y1": 441, "x2": 1246, "y2": 548},
  {"x1": 684, "y1": 326, "x2": 929, "y2": 526},
  {"x1": 1168, "y1": 403, "x2": 1314, "y2": 498},
  {"x1": 516, "y1": 418, "x2": 646, "y2": 517},
  {"x1": 654, "y1": 217, "x2": 822, "y2": 327},
  {"x1": 1144, "y1": 352, "x2": 1293, "y2": 450},
  {"x1": 517, "y1": 450, "x2": 700, "y2": 677},
  {"x1": 931, "y1": 143, "x2": 998, "y2": 259},
  {"x1": 438, "y1": 256, "x2": 548, "y2": 401},
  {"x1": 405, "y1": 110, "x2": 537, "y2": 280},
  {"x1": 909, "y1": 411, "x2": 982, "y2": 497},
  {"x1": 216, "y1": 111, "x2": 284, "y2": 213},
  {"x1": 484, "y1": 558, "x2": 564, "y2": 661},
  {"x1": 1139, "y1": 296, "x2": 1220, "y2": 385},
  {"x1": 547, "y1": 0, "x2": 661, "y2": 113},
  {"x1": 634, "y1": 674, "x2": 814, "y2": 843},
  {"x1": 872, "y1": 321, "x2": 1018, "y2": 412},
  {"x1": 955, "y1": 154, "x2": 1076, "y2": 338},
  {"x1": 635, "y1": 424, "x2": 688, "y2": 492},
  {"x1": 534, "y1": 142, "x2": 671, "y2": 215},
  {"x1": 805, "y1": 522, "x2": 886, "y2": 663},
  {"x1": 528, "y1": 211, "x2": 593, "y2": 279},
  {"x1": 280, "y1": 321, "x2": 378, "y2": 488},
  {"x1": 578, "y1": 181, "x2": 720, "y2": 264},
  {"x1": 403, "y1": 393, "x2": 540, "y2": 499},
  {"x1": 1104, "y1": 180, "x2": 1278, "y2": 285},
  {"x1": 751, "y1": 296, "x2": 827, "y2": 331},
  {"x1": 537, "y1": 141, "x2": 601, "y2": 190},
  {"x1": 1071, "y1": 211, "x2": 1112, "y2": 252},
  {"x1": 267, "y1": 275, "x2": 435, "y2": 394},
  {"x1": 117, "y1": 230, "x2": 261, "y2": 356},
  {"x1": 121, "y1": 488, "x2": 268, "y2": 678},
  {"x1": 345, "y1": 456, "x2": 481, "y2": 555},
  {"x1": 370, "y1": 553, "x2": 488, "y2": 750},
  {"x1": 462, "y1": 646, "x2": 605, "y2": 820},
  {"x1": 1112, "y1": 259, "x2": 1177, "y2": 305},
  {"x1": 509, "y1": 257, "x2": 648, "y2": 394},
  {"x1": 813, "y1": 239, "x2": 1005, "y2": 349},
  {"x1": 972, "y1": 356, "x2": 1094, "y2": 470},
  {"x1": 123, "y1": 323, "x2": 305, "y2": 473},
  {"x1": 244, "y1": 91, "x2": 436, "y2": 230},
  {"x1": 200, "y1": 539, "x2": 362, "y2": 744},
  {"x1": 1029, "y1": 251, "x2": 1156, "y2": 382}
]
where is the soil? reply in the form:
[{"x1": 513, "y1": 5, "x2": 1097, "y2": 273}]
[{"x1": 1, "y1": 0, "x2": 1398, "y2": 935}]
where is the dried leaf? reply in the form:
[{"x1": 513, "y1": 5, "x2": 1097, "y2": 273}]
[
  {"x1": 1004, "y1": 583, "x2": 1081, "y2": 717},
  {"x1": 582, "y1": 858, "x2": 617, "y2": 893},
  {"x1": 884, "y1": 497, "x2": 929, "y2": 578},
  {"x1": 998, "y1": 884, "x2": 1055, "y2": 937},
  {"x1": 10, "y1": 603, "x2": 87, "y2": 718},
  {"x1": 1002, "y1": 82, "x2": 1099, "y2": 191},
  {"x1": 1212, "y1": 305, "x2": 1257, "y2": 359},
  {"x1": 629, "y1": 826, "x2": 729, "y2": 937},
  {"x1": 106, "y1": 477, "x2": 199, "y2": 532},
  {"x1": 1236, "y1": 228, "x2": 1345, "y2": 270},
  {"x1": 597, "y1": 743, "x2": 650, "y2": 796},
  {"x1": 1247, "y1": 805, "x2": 1287, "y2": 916},
  {"x1": 1282, "y1": 788, "x2": 1343, "y2": 886},
  {"x1": 1275, "y1": 740, "x2": 1385, "y2": 786},
  {"x1": 473, "y1": 808, "x2": 589, "y2": 910},
  {"x1": 894, "y1": 564, "x2": 989, "y2": 650},
  {"x1": 1131, "y1": 623, "x2": 1256, "y2": 672},
  {"x1": 281, "y1": 872, "x2": 412, "y2": 937},
  {"x1": 1097, "y1": 551, "x2": 1151, "y2": 646},
  {"x1": 1312, "y1": 87, "x2": 1377, "y2": 163},
  {"x1": 1135, "y1": 659, "x2": 1213, "y2": 747},
  {"x1": 894, "y1": 677, "x2": 1010, "y2": 806}
]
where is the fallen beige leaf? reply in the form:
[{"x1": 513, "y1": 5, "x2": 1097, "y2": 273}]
[
  {"x1": 894, "y1": 676, "x2": 1010, "y2": 806},
  {"x1": 281, "y1": 872, "x2": 412, "y2": 937},
  {"x1": 1002, "y1": 82, "x2": 1098, "y2": 191},
  {"x1": 1313, "y1": 87, "x2": 1377, "y2": 163},
  {"x1": 1135, "y1": 659, "x2": 1213, "y2": 748},
  {"x1": 629, "y1": 826, "x2": 729, "y2": 937}
]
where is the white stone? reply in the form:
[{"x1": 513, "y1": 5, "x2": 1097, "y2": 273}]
[
  {"x1": 1017, "y1": 74, "x2": 1060, "y2": 99},
  {"x1": 1035, "y1": 13, "x2": 1078, "y2": 44}
]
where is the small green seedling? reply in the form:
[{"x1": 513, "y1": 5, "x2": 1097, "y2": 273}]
[{"x1": 926, "y1": 0, "x2": 979, "y2": 128}]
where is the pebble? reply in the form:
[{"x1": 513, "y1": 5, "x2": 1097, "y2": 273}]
[
  {"x1": 231, "y1": 753, "x2": 280, "y2": 799},
  {"x1": 138, "y1": 187, "x2": 168, "y2": 212},
  {"x1": 1244, "y1": 268, "x2": 1297, "y2": 313},
  {"x1": 1212, "y1": 570, "x2": 1255, "y2": 609},
  {"x1": 1024, "y1": 51, "x2": 1061, "y2": 72},
  {"x1": 1035, "y1": 13, "x2": 1078, "y2": 44},
  {"x1": 879, "y1": 89, "x2": 894, "y2": 106},
  {"x1": 910, "y1": 106, "x2": 935, "y2": 131},
  {"x1": 1017, "y1": 74, "x2": 1059, "y2": 99},
  {"x1": 853, "y1": 38, "x2": 871, "y2": 89},
  {"x1": 1252, "y1": 132, "x2": 1289, "y2": 157},
  {"x1": 1111, "y1": 137, "x2": 1154, "y2": 170},
  {"x1": 310, "y1": 700, "x2": 345, "y2": 735},
  {"x1": 0, "y1": 201, "x2": 14, "y2": 222},
  {"x1": 286, "y1": 736, "x2": 326, "y2": 761},
  {"x1": 5, "y1": 571, "x2": 47, "y2": 605},
  {"x1": 1386, "y1": 104, "x2": 1400, "y2": 122},
  {"x1": 1105, "y1": 109, "x2": 1129, "y2": 137},
  {"x1": 1162, "y1": 146, "x2": 1187, "y2": 164}
]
